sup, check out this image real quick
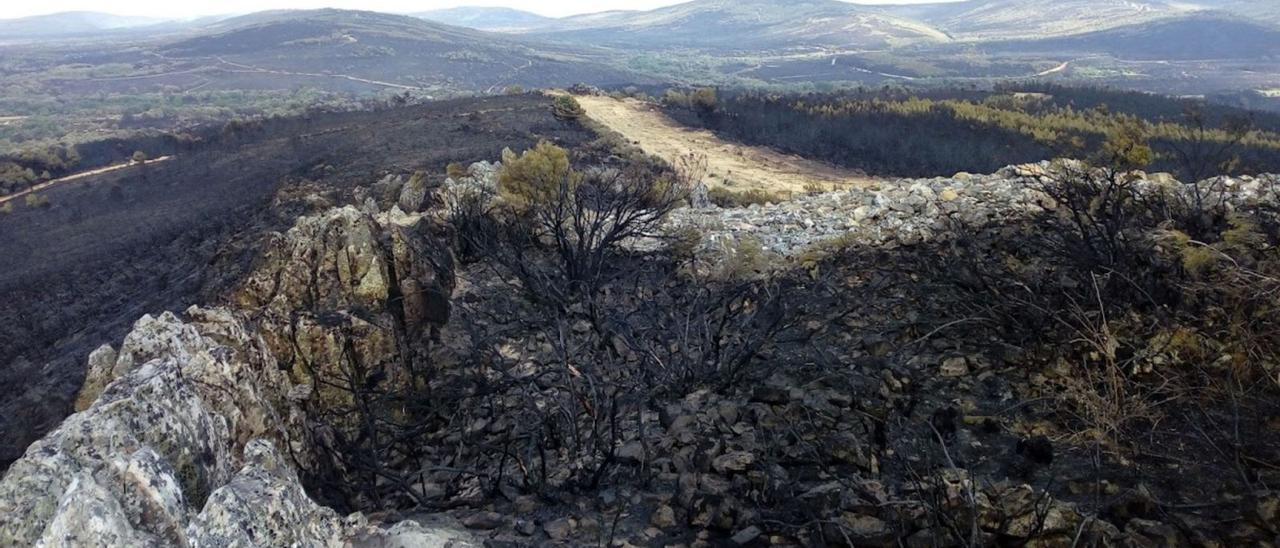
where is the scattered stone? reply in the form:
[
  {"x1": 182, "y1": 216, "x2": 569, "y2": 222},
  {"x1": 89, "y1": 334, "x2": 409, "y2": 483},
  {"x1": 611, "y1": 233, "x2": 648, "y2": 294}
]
[
  {"x1": 515, "y1": 519, "x2": 536, "y2": 536},
  {"x1": 730, "y1": 525, "x2": 762, "y2": 545},
  {"x1": 832, "y1": 513, "x2": 893, "y2": 546},
  {"x1": 712, "y1": 451, "x2": 756, "y2": 474},
  {"x1": 462, "y1": 511, "x2": 506, "y2": 530},
  {"x1": 750, "y1": 385, "x2": 790, "y2": 405},
  {"x1": 650, "y1": 505, "x2": 678, "y2": 529},
  {"x1": 544, "y1": 518, "x2": 574, "y2": 541},
  {"x1": 940, "y1": 356, "x2": 970, "y2": 377},
  {"x1": 617, "y1": 441, "x2": 646, "y2": 465}
]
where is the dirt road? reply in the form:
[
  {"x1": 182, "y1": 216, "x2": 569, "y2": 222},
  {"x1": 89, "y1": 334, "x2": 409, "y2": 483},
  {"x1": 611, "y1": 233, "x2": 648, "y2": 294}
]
[
  {"x1": 574, "y1": 95, "x2": 877, "y2": 195},
  {"x1": 0, "y1": 156, "x2": 173, "y2": 205}
]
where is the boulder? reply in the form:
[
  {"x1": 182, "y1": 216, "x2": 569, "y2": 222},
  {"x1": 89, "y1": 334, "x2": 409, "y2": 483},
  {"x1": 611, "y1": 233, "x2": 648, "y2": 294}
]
[
  {"x1": 73, "y1": 344, "x2": 118, "y2": 412},
  {"x1": 0, "y1": 205, "x2": 462, "y2": 548},
  {"x1": 398, "y1": 172, "x2": 431, "y2": 212}
]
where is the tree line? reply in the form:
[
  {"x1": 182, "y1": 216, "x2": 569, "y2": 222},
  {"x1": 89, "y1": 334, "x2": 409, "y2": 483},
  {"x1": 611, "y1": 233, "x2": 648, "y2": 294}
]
[{"x1": 661, "y1": 84, "x2": 1280, "y2": 180}]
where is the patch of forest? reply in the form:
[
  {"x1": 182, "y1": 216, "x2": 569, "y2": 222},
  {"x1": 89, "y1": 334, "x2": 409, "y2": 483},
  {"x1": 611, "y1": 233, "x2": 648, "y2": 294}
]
[{"x1": 661, "y1": 84, "x2": 1280, "y2": 178}]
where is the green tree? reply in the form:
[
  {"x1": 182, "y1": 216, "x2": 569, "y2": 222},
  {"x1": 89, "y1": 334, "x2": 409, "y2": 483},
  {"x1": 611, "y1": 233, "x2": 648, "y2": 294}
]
[
  {"x1": 1098, "y1": 120, "x2": 1153, "y2": 173},
  {"x1": 690, "y1": 87, "x2": 718, "y2": 114}
]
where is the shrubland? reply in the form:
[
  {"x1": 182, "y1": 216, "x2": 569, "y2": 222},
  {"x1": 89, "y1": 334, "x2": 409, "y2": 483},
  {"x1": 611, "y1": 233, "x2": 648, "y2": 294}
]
[
  {"x1": 661, "y1": 83, "x2": 1280, "y2": 178},
  {"x1": 376, "y1": 119, "x2": 1280, "y2": 544}
]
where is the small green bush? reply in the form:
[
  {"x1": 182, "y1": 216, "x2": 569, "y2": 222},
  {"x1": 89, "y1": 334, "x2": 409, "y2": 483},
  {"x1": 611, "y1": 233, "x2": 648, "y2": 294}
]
[
  {"x1": 24, "y1": 193, "x2": 49, "y2": 208},
  {"x1": 553, "y1": 95, "x2": 585, "y2": 120},
  {"x1": 498, "y1": 142, "x2": 575, "y2": 210}
]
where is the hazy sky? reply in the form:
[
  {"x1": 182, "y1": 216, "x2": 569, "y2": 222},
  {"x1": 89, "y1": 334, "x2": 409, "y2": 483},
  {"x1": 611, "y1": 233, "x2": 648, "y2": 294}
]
[{"x1": 2, "y1": 0, "x2": 954, "y2": 20}]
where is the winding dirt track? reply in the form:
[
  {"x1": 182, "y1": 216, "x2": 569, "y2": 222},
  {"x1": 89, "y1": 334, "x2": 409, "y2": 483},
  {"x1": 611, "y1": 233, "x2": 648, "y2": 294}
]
[
  {"x1": 574, "y1": 95, "x2": 878, "y2": 195},
  {"x1": 0, "y1": 157, "x2": 172, "y2": 205}
]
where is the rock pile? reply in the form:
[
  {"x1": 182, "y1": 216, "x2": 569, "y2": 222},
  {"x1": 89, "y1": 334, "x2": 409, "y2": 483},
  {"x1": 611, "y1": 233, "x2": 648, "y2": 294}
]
[
  {"x1": 669, "y1": 163, "x2": 1280, "y2": 257},
  {"x1": 0, "y1": 204, "x2": 470, "y2": 546}
]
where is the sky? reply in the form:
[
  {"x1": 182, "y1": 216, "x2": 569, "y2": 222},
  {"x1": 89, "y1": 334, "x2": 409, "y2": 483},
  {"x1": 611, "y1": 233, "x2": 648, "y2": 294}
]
[{"x1": 1, "y1": 0, "x2": 955, "y2": 20}]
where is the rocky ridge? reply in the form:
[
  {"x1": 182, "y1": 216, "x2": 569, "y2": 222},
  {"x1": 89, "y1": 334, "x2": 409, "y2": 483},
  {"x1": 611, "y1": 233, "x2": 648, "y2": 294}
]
[
  {"x1": 670, "y1": 163, "x2": 1280, "y2": 257},
  {"x1": 0, "y1": 199, "x2": 472, "y2": 546},
  {"x1": 4, "y1": 159, "x2": 1279, "y2": 547}
]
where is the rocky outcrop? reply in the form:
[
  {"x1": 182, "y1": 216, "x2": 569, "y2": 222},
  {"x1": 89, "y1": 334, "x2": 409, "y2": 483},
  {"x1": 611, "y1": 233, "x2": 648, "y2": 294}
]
[
  {"x1": 437, "y1": 161, "x2": 500, "y2": 215},
  {"x1": 234, "y1": 205, "x2": 454, "y2": 421},
  {"x1": 398, "y1": 172, "x2": 432, "y2": 213},
  {"x1": 0, "y1": 204, "x2": 465, "y2": 547},
  {"x1": 668, "y1": 163, "x2": 1280, "y2": 257}
]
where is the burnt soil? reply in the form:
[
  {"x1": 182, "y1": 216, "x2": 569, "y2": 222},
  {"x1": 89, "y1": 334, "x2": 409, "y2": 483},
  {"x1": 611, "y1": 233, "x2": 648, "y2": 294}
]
[{"x1": 0, "y1": 93, "x2": 593, "y2": 467}]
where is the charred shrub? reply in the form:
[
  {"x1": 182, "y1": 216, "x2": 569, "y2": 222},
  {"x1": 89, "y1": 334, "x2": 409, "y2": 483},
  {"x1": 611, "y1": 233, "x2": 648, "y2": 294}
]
[{"x1": 917, "y1": 141, "x2": 1280, "y2": 454}]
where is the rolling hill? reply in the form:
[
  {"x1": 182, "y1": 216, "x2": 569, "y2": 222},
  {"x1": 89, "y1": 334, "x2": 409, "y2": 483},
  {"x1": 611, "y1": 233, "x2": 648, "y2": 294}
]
[
  {"x1": 986, "y1": 13, "x2": 1280, "y2": 60},
  {"x1": 157, "y1": 9, "x2": 646, "y2": 93},
  {"x1": 1184, "y1": 0, "x2": 1280, "y2": 25},
  {"x1": 886, "y1": 0, "x2": 1196, "y2": 41},
  {"x1": 0, "y1": 11, "x2": 164, "y2": 40},
  {"x1": 414, "y1": 7, "x2": 553, "y2": 32},
  {"x1": 525, "y1": 0, "x2": 951, "y2": 50}
]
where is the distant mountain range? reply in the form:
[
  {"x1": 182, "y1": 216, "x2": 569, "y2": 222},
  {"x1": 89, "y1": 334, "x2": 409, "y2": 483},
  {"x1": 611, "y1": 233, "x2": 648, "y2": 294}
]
[
  {"x1": 1, "y1": 0, "x2": 1278, "y2": 101},
  {"x1": 518, "y1": 0, "x2": 950, "y2": 49},
  {"x1": 407, "y1": 0, "x2": 1280, "y2": 51},
  {"x1": 4, "y1": 0, "x2": 1278, "y2": 53},
  {"x1": 0, "y1": 11, "x2": 167, "y2": 39},
  {"x1": 414, "y1": 7, "x2": 554, "y2": 32}
]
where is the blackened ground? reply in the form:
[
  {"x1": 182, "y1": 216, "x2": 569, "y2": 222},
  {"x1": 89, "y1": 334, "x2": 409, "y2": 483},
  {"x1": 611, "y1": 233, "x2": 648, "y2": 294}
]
[{"x1": 0, "y1": 93, "x2": 594, "y2": 467}]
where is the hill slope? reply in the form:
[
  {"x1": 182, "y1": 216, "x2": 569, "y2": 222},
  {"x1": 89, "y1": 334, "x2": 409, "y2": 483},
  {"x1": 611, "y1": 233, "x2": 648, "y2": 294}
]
[
  {"x1": 414, "y1": 7, "x2": 553, "y2": 31},
  {"x1": 528, "y1": 0, "x2": 950, "y2": 50},
  {"x1": 895, "y1": 0, "x2": 1195, "y2": 40},
  {"x1": 0, "y1": 11, "x2": 163, "y2": 39},
  {"x1": 987, "y1": 13, "x2": 1280, "y2": 59},
  {"x1": 159, "y1": 9, "x2": 645, "y2": 93}
]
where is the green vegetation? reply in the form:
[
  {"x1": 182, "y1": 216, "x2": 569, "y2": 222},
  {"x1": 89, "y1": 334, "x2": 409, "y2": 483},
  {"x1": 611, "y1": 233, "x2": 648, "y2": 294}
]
[
  {"x1": 23, "y1": 193, "x2": 48, "y2": 208},
  {"x1": 552, "y1": 95, "x2": 586, "y2": 120},
  {"x1": 663, "y1": 85, "x2": 1280, "y2": 178},
  {"x1": 498, "y1": 141, "x2": 574, "y2": 210},
  {"x1": 662, "y1": 87, "x2": 718, "y2": 113}
]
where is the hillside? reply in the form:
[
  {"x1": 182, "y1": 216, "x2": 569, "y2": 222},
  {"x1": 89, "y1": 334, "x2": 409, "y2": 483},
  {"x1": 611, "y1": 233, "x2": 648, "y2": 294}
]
[
  {"x1": 2, "y1": 89, "x2": 1279, "y2": 545},
  {"x1": 0, "y1": 94, "x2": 591, "y2": 467},
  {"x1": 1186, "y1": 0, "x2": 1280, "y2": 24},
  {"x1": 527, "y1": 0, "x2": 951, "y2": 50},
  {"x1": 0, "y1": 11, "x2": 164, "y2": 40},
  {"x1": 154, "y1": 10, "x2": 644, "y2": 93},
  {"x1": 414, "y1": 7, "x2": 554, "y2": 31},
  {"x1": 987, "y1": 13, "x2": 1280, "y2": 60},
  {"x1": 902, "y1": 0, "x2": 1195, "y2": 40}
]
